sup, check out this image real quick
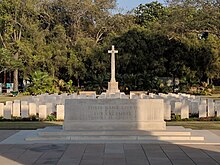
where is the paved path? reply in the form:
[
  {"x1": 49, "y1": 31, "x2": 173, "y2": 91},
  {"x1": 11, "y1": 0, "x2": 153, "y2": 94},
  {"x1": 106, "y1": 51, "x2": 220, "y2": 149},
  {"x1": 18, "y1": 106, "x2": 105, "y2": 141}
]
[{"x1": 0, "y1": 130, "x2": 220, "y2": 165}]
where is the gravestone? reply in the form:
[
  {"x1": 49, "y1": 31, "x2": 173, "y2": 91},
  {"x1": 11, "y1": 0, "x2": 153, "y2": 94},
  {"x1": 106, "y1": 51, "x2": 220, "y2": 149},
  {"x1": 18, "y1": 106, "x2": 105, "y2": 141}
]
[
  {"x1": 39, "y1": 105, "x2": 47, "y2": 119},
  {"x1": 0, "y1": 103, "x2": 3, "y2": 117},
  {"x1": 207, "y1": 99, "x2": 215, "y2": 117},
  {"x1": 164, "y1": 103, "x2": 171, "y2": 120},
  {"x1": 199, "y1": 100, "x2": 207, "y2": 118},
  {"x1": 6, "y1": 101, "x2": 13, "y2": 113},
  {"x1": 181, "y1": 100, "x2": 189, "y2": 119},
  {"x1": 57, "y1": 105, "x2": 64, "y2": 120},
  {"x1": 98, "y1": 93, "x2": 106, "y2": 99},
  {"x1": 21, "y1": 104, "x2": 29, "y2": 118},
  {"x1": 174, "y1": 102, "x2": 182, "y2": 115},
  {"x1": 46, "y1": 103, "x2": 53, "y2": 115},
  {"x1": 29, "y1": 103, "x2": 37, "y2": 116},
  {"x1": 215, "y1": 101, "x2": 220, "y2": 117},
  {"x1": 190, "y1": 101, "x2": 199, "y2": 114},
  {"x1": 3, "y1": 105, "x2": 11, "y2": 119},
  {"x1": 12, "y1": 103, "x2": 21, "y2": 117}
]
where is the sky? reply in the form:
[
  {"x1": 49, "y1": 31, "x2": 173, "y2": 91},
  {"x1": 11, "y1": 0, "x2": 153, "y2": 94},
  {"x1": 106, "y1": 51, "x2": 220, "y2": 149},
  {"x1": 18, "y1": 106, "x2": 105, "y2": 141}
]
[{"x1": 116, "y1": 0, "x2": 164, "y2": 12}]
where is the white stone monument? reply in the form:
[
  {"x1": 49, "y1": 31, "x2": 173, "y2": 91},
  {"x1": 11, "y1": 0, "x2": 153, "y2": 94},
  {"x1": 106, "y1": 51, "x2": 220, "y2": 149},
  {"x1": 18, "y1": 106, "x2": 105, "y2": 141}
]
[
  {"x1": 64, "y1": 45, "x2": 166, "y2": 131},
  {"x1": 106, "y1": 45, "x2": 120, "y2": 94},
  {"x1": 64, "y1": 99, "x2": 165, "y2": 130}
]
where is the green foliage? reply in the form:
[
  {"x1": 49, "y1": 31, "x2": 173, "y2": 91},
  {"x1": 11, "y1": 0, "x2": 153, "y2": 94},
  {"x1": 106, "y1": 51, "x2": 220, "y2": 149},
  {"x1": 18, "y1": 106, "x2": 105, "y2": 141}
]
[
  {"x1": 46, "y1": 113, "x2": 56, "y2": 121},
  {"x1": 0, "y1": 48, "x2": 20, "y2": 73},
  {"x1": 171, "y1": 114, "x2": 181, "y2": 121},
  {"x1": 134, "y1": 2, "x2": 167, "y2": 26},
  {"x1": 0, "y1": 0, "x2": 220, "y2": 92},
  {"x1": 26, "y1": 71, "x2": 58, "y2": 95}
]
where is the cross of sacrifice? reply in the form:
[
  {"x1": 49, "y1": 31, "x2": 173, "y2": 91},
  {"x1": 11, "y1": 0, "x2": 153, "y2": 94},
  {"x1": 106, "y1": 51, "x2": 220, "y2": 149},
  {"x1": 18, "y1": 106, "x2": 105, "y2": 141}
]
[{"x1": 108, "y1": 45, "x2": 118, "y2": 82}]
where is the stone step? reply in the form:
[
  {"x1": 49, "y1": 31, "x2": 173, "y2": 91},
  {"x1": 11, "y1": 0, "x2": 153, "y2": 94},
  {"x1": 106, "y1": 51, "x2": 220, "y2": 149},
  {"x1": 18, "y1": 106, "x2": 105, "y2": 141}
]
[
  {"x1": 38, "y1": 131, "x2": 191, "y2": 137},
  {"x1": 26, "y1": 135, "x2": 204, "y2": 141}
]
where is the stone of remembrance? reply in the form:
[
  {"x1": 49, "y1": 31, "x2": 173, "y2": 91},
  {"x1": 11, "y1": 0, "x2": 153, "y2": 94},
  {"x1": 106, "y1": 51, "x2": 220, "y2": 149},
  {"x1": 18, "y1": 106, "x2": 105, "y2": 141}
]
[{"x1": 64, "y1": 45, "x2": 166, "y2": 131}]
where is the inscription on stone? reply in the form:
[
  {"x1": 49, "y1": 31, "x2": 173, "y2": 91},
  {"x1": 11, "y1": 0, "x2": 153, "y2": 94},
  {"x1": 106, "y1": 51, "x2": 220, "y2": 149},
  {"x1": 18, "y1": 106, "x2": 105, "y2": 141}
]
[{"x1": 84, "y1": 105, "x2": 137, "y2": 120}]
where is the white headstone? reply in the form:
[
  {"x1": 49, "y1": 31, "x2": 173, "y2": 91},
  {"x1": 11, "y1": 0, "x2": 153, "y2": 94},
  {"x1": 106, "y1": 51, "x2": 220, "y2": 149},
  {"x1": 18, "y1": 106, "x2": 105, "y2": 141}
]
[
  {"x1": 46, "y1": 103, "x2": 53, "y2": 115},
  {"x1": 199, "y1": 100, "x2": 207, "y2": 118},
  {"x1": 164, "y1": 103, "x2": 171, "y2": 120},
  {"x1": 12, "y1": 103, "x2": 20, "y2": 117},
  {"x1": 21, "y1": 104, "x2": 29, "y2": 118},
  {"x1": 39, "y1": 105, "x2": 47, "y2": 119},
  {"x1": 215, "y1": 101, "x2": 220, "y2": 117},
  {"x1": 3, "y1": 105, "x2": 11, "y2": 119},
  {"x1": 6, "y1": 101, "x2": 13, "y2": 113},
  {"x1": 181, "y1": 100, "x2": 189, "y2": 119},
  {"x1": 0, "y1": 103, "x2": 4, "y2": 117},
  {"x1": 174, "y1": 102, "x2": 182, "y2": 115},
  {"x1": 207, "y1": 99, "x2": 215, "y2": 117},
  {"x1": 29, "y1": 103, "x2": 37, "y2": 116},
  {"x1": 190, "y1": 101, "x2": 199, "y2": 114},
  {"x1": 98, "y1": 93, "x2": 106, "y2": 99},
  {"x1": 57, "y1": 105, "x2": 64, "y2": 120}
]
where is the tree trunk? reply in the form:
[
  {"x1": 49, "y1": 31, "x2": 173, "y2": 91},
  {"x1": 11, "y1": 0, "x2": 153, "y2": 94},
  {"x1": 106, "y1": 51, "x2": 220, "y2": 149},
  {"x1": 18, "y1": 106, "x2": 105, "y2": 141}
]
[
  {"x1": 172, "y1": 74, "x2": 175, "y2": 93},
  {"x1": 13, "y1": 69, "x2": 18, "y2": 91},
  {"x1": 13, "y1": 52, "x2": 19, "y2": 91}
]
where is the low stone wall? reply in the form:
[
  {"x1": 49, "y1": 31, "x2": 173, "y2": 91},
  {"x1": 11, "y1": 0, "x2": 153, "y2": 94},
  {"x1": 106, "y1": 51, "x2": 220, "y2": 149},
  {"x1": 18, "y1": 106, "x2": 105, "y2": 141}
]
[{"x1": 64, "y1": 99, "x2": 166, "y2": 131}]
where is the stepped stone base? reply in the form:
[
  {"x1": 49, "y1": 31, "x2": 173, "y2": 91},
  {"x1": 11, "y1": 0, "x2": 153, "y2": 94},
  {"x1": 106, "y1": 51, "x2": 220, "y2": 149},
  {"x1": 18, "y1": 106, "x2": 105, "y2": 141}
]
[
  {"x1": 25, "y1": 126, "x2": 206, "y2": 144},
  {"x1": 106, "y1": 81, "x2": 120, "y2": 94}
]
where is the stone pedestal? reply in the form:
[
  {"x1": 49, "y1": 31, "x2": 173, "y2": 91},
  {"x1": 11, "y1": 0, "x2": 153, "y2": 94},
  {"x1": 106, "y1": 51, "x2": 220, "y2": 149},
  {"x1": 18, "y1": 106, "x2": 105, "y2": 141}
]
[
  {"x1": 106, "y1": 81, "x2": 120, "y2": 94},
  {"x1": 64, "y1": 99, "x2": 166, "y2": 131}
]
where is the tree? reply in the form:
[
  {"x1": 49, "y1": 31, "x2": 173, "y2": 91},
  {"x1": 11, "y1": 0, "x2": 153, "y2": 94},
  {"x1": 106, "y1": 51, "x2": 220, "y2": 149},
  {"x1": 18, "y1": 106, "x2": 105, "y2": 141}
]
[
  {"x1": 134, "y1": 1, "x2": 167, "y2": 27},
  {"x1": 0, "y1": 0, "x2": 42, "y2": 91}
]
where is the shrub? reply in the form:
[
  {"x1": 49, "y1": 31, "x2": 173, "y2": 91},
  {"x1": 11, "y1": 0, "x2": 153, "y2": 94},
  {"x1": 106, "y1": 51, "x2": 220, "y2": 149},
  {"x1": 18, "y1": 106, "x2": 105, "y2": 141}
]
[
  {"x1": 26, "y1": 71, "x2": 59, "y2": 95},
  {"x1": 46, "y1": 115, "x2": 56, "y2": 121},
  {"x1": 46, "y1": 112, "x2": 56, "y2": 121},
  {"x1": 171, "y1": 115, "x2": 181, "y2": 121}
]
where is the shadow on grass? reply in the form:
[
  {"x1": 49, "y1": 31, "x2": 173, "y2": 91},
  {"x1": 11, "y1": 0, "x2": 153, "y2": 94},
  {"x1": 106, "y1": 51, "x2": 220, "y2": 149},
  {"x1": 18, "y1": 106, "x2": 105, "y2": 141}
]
[{"x1": 0, "y1": 121, "x2": 63, "y2": 130}]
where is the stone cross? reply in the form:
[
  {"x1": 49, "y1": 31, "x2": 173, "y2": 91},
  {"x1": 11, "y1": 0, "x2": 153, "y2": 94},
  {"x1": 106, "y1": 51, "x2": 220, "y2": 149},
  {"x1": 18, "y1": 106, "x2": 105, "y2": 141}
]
[{"x1": 108, "y1": 45, "x2": 118, "y2": 82}]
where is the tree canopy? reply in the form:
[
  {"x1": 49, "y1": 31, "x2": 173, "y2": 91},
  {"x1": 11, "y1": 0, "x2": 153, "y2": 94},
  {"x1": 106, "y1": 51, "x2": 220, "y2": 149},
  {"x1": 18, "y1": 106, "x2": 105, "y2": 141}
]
[{"x1": 0, "y1": 0, "x2": 219, "y2": 94}]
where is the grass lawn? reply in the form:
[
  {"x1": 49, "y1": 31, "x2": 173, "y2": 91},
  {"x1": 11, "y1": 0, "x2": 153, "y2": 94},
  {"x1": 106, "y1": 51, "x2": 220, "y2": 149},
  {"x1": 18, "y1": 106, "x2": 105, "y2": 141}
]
[
  {"x1": 0, "y1": 94, "x2": 28, "y2": 103},
  {"x1": 0, "y1": 121, "x2": 220, "y2": 130},
  {"x1": 0, "y1": 121, "x2": 63, "y2": 130},
  {"x1": 167, "y1": 121, "x2": 220, "y2": 130}
]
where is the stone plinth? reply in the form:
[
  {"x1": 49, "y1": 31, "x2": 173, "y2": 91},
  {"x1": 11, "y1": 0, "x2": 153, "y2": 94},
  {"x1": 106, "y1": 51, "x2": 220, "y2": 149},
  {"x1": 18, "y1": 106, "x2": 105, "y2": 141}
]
[
  {"x1": 64, "y1": 99, "x2": 166, "y2": 131},
  {"x1": 106, "y1": 81, "x2": 120, "y2": 94}
]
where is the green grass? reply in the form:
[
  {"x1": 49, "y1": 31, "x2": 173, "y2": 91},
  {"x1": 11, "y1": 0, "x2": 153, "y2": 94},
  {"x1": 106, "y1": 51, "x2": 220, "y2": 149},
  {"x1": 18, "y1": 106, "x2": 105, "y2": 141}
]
[
  {"x1": 0, "y1": 121, "x2": 63, "y2": 130},
  {"x1": 0, "y1": 121, "x2": 220, "y2": 130},
  {"x1": 167, "y1": 121, "x2": 220, "y2": 130},
  {"x1": 0, "y1": 94, "x2": 28, "y2": 103}
]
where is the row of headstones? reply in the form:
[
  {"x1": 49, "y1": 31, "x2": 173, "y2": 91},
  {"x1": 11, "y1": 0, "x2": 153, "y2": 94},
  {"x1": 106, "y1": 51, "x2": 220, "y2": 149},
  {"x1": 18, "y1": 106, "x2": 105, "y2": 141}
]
[
  {"x1": 125, "y1": 92, "x2": 220, "y2": 120},
  {"x1": 1, "y1": 92, "x2": 217, "y2": 120},
  {"x1": 0, "y1": 101, "x2": 64, "y2": 120},
  {"x1": 164, "y1": 96, "x2": 220, "y2": 120},
  {"x1": 23, "y1": 93, "x2": 97, "y2": 105}
]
